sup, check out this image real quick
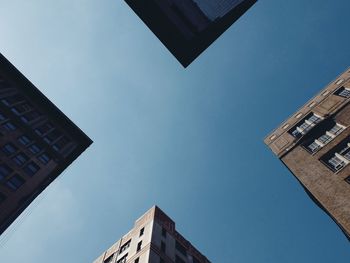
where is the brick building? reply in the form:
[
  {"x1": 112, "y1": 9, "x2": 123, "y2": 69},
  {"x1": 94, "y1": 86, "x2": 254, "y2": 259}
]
[
  {"x1": 93, "y1": 206, "x2": 210, "y2": 263},
  {"x1": 265, "y1": 67, "x2": 350, "y2": 239},
  {"x1": 0, "y1": 53, "x2": 92, "y2": 235}
]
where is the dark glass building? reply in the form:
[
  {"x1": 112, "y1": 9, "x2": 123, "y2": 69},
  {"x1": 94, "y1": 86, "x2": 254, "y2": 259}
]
[
  {"x1": 125, "y1": 0, "x2": 257, "y2": 67},
  {"x1": 0, "y1": 53, "x2": 92, "y2": 235}
]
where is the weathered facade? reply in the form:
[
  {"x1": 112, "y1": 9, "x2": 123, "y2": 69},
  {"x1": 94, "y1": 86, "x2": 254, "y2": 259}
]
[
  {"x1": 93, "y1": 206, "x2": 210, "y2": 263},
  {"x1": 0, "y1": 53, "x2": 92, "y2": 235},
  {"x1": 265, "y1": 67, "x2": 350, "y2": 239}
]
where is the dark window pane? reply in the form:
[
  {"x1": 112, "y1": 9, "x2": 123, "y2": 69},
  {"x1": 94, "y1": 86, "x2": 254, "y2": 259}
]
[
  {"x1": 18, "y1": 135, "x2": 32, "y2": 146},
  {"x1": 12, "y1": 153, "x2": 29, "y2": 166},
  {"x1": 2, "y1": 121, "x2": 16, "y2": 131},
  {"x1": 139, "y1": 227, "x2": 144, "y2": 236},
  {"x1": 2, "y1": 143, "x2": 18, "y2": 155},
  {"x1": 0, "y1": 112, "x2": 6, "y2": 121},
  {"x1": 20, "y1": 110, "x2": 41, "y2": 123},
  {"x1": 23, "y1": 162, "x2": 40, "y2": 176},
  {"x1": 28, "y1": 144, "x2": 41, "y2": 154},
  {"x1": 0, "y1": 164, "x2": 13, "y2": 180},
  {"x1": 38, "y1": 153, "x2": 51, "y2": 164},
  {"x1": 1, "y1": 94, "x2": 24, "y2": 106},
  {"x1": 11, "y1": 102, "x2": 33, "y2": 115},
  {"x1": 52, "y1": 136, "x2": 70, "y2": 151},
  {"x1": 34, "y1": 122, "x2": 54, "y2": 136},
  {"x1": 6, "y1": 174, "x2": 25, "y2": 190}
]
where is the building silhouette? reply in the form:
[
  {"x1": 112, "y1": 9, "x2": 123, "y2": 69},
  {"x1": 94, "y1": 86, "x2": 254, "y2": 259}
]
[
  {"x1": 0, "y1": 53, "x2": 92, "y2": 235},
  {"x1": 265, "y1": 67, "x2": 350, "y2": 239},
  {"x1": 125, "y1": 0, "x2": 257, "y2": 67},
  {"x1": 93, "y1": 206, "x2": 210, "y2": 263}
]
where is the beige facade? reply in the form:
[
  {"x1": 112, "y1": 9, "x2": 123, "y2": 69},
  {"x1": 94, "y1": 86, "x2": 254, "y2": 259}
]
[
  {"x1": 265, "y1": 67, "x2": 350, "y2": 239},
  {"x1": 93, "y1": 206, "x2": 210, "y2": 263}
]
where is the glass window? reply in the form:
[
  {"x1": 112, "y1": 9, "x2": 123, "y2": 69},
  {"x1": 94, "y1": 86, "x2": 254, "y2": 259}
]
[
  {"x1": 162, "y1": 227, "x2": 167, "y2": 237},
  {"x1": 43, "y1": 129, "x2": 62, "y2": 144},
  {"x1": 34, "y1": 122, "x2": 54, "y2": 136},
  {"x1": 139, "y1": 227, "x2": 144, "y2": 236},
  {"x1": 23, "y1": 162, "x2": 40, "y2": 176},
  {"x1": 6, "y1": 174, "x2": 25, "y2": 191},
  {"x1": 120, "y1": 240, "x2": 131, "y2": 253},
  {"x1": 318, "y1": 134, "x2": 332, "y2": 145},
  {"x1": 345, "y1": 176, "x2": 350, "y2": 184},
  {"x1": 161, "y1": 241, "x2": 166, "y2": 253},
  {"x1": 307, "y1": 141, "x2": 321, "y2": 153},
  {"x1": 1, "y1": 94, "x2": 24, "y2": 106},
  {"x1": 18, "y1": 135, "x2": 32, "y2": 145},
  {"x1": 134, "y1": 258, "x2": 140, "y2": 263},
  {"x1": 10, "y1": 103, "x2": 33, "y2": 115},
  {"x1": 329, "y1": 124, "x2": 344, "y2": 135},
  {"x1": 12, "y1": 153, "x2": 29, "y2": 166},
  {"x1": 335, "y1": 87, "x2": 350, "y2": 98},
  {"x1": 0, "y1": 164, "x2": 13, "y2": 180},
  {"x1": 38, "y1": 153, "x2": 51, "y2": 164},
  {"x1": 328, "y1": 156, "x2": 346, "y2": 171},
  {"x1": 20, "y1": 110, "x2": 41, "y2": 123},
  {"x1": 52, "y1": 136, "x2": 70, "y2": 151},
  {"x1": 117, "y1": 254, "x2": 128, "y2": 263},
  {"x1": 2, "y1": 121, "x2": 16, "y2": 131},
  {"x1": 2, "y1": 143, "x2": 18, "y2": 155},
  {"x1": 175, "y1": 241, "x2": 187, "y2": 256},
  {"x1": 104, "y1": 254, "x2": 114, "y2": 263},
  {"x1": 28, "y1": 144, "x2": 41, "y2": 154},
  {"x1": 137, "y1": 241, "x2": 142, "y2": 252}
]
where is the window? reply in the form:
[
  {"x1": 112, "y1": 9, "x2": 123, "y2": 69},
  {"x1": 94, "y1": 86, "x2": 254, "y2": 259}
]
[
  {"x1": 175, "y1": 241, "x2": 187, "y2": 256},
  {"x1": 0, "y1": 193, "x2": 6, "y2": 204},
  {"x1": 11, "y1": 103, "x2": 33, "y2": 115},
  {"x1": 38, "y1": 153, "x2": 51, "y2": 164},
  {"x1": 52, "y1": 136, "x2": 70, "y2": 151},
  {"x1": 329, "y1": 124, "x2": 344, "y2": 136},
  {"x1": 18, "y1": 135, "x2": 32, "y2": 145},
  {"x1": 137, "y1": 241, "x2": 142, "y2": 252},
  {"x1": 0, "y1": 164, "x2": 12, "y2": 180},
  {"x1": 328, "y1": 155, "x2": 346, "y2": 171},
  {"x1": 104, "y1": 254, "x2": 114, "y2": 263},
  {"x1": 289, "y1": 113, "x2": 322, "y2": 138},
  {"x1": 1, "y1": 94, "x2": 24, "y2": 106},
  {"x1": 134, "y1": 258, "x2": 140, "y2": 263},
  {"x1": 119, "y1": 240, "x2": 131, "y2": 253},
  {"x1": 34, "y1": 122, "x2": 54, "y2": 136},
  {"x1": 304, "y1": 123, "x2": 345, "y2": 154},
  {"x1": 335, "y1": 87, "x2": 350, "y2": 98},
  {"x1": 28, "y1": 144, "x2": 41, "y2": 154},
  {"x1": 161, "y1": 241, "x2": 166, "y2": 253},
  {"x1": 20, "y1": 110, "x2": 41, "y2": 123},
  {"x1": 117, "y1": 254, "x2": 128, "y2": 263},
  {"x1": 2, "y1": 121, "x2": 16, "y2": 131},
  {"x1": 12, "y1": 153, "x2": 29, "y2": 166},
  {"x1": 43, "y1": 129, "x2": 62, "y2": 144},
  {"x1": 2, "y1": 143, "x2": 18, "y2": 155},
  {"x1": 175, "y1": 255, "x2": 186, "y2": 263},
  {"x1": 23, "y1": 162, "x2": 40, "y2": 176},
  {"x1": 139, "y1": 227, "x2": 144, "y2": 237},
  {"x1": 161, "y1": 227, "x2": 167, "y2": 238},
  {"x1": 6, "y1": 174, "x2": 25, "y2": 190}
]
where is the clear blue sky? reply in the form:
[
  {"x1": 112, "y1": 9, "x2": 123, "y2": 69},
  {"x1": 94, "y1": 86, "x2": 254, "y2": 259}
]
[{"x1": 0, "y1": 0, "x2": 350, "y2": 262}]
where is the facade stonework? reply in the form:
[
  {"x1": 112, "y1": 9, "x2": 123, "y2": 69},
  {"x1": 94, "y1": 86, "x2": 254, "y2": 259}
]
[
  {"x1": 265, "y1": 67, "x2": 350, "y2": 239},
  {"x1": 93, "y1": 206, "x2": 210, "y2": 263}
]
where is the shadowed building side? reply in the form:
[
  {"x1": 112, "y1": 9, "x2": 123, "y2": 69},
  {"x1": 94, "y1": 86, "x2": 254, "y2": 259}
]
[
  {"x1": 124, "y1": 0, "x2": 257, "y2": 67},
  {"x1": 0, "y1": 53, "x2": 92, "y2": 235},
  {"x1": 265, "y1": 67, "x2": 350, "y2": 240}
]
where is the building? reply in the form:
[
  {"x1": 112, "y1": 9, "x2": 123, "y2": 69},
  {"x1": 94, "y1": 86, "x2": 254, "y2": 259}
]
[
  {"x1": 265, "y1": 67, "x2": 350, "y2": 239},
  {"x1": 93, "y1": 206, "x2": 211, "y2": 263},
  {"x1": 124, "y1": 0, "x2": 257, "y2": 67},
  {"x1": 0, "y1": 53, "x2": 92, "y2": 235}
]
